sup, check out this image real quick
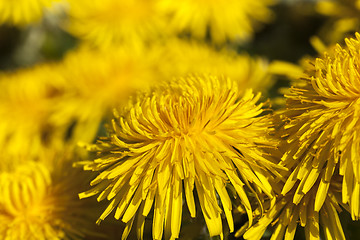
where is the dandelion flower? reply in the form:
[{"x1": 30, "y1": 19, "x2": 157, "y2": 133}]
[
  {"x1": 65, "y1": 0, "x2": 166, "y2": 48},
  {"x1": 158, "y1": 0, "x2": 275, "y2": 44},
  {"x1": 243, "y1": 177, "x2": 346, "y2": 240},
  {"x1": 0, "y1": 63, "x2": 67, "y2": 157},
  {"x1": 0, "y1": 0, "x2": 56, "y2": 26},
  {"x1": 78, "y1": 75, "x2": 284, "y2": 239},
  {"x1": 0, "y1": 156, "x2": 98, "y2": 239},
  {"x1": 280, "y1": 33, "x2": 360, "y2": 221}
]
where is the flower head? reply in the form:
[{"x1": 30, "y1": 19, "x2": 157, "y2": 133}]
[
  {"x1": 65, "y1": 0, "x2": 166, "y2": 48},
  {"x1": 243, "y1": 177, "x2": 346, "y2": 240},
  {"x1": 0, "y1": 154, "x2": 98, "y2": 240},
  {"x1": 78, "y1": 75, "x2": 283, "y2": 239},
  {"x1": 0, "y1": 0, "x2": 56, "y2": 26},
  {"x1": 158, "y1": 0, "x2": 275, "y2": 44},
  {"x1": 280, "y1": 33, "x2": 360, "y2": 221}
]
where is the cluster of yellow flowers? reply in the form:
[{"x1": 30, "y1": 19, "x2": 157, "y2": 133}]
[{"x1": 0, "y1": 0, "x2": 359, "y2": 239}]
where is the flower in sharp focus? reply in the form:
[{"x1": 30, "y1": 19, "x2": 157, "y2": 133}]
[
  {"x1": 0, "y1": 155, "x2": 98, "y2": 240},
  {"x1": 279, "y1": 33, "x2": 360, "y2": 221},
  {"x1": 158, "y1": 0, "x2": 275, "y2": 44},
  {"x1": 0, "y1": 0, "x2": 56, "y2": 26},
  {"x1": 243, "y1": 177, "x2": 346, "y2": 240},
  {"x1": 65, "y1": 0, "x2": 166, "y2": 48},
  {"x1": 78, "y1": 75, "x2": 284, "y2": 239}
]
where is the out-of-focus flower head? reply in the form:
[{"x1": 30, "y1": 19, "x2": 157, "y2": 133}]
[
  {"x1": 77, "y1": 75, "x2": 284, "y2": 239},
  {"x1": 0, "y1": 63, "x2": 67, "y2": 157},
  {"x1": 158, "y1": 0, "x2": 275, "y2": 45},
  {"x1": 0, "y1": 0, "x2": 58, "y2": 26},
  {"x1": 156, "y1": 39, "x2": 275, "y2": 95},
  {"x1": 0, "y1": 151, "x2": 99, "y2": 240},
  {"x1": 51, "y1": 44, "x2": 158, "y2": 143},
  {"x1": 316, "y1": 0, "x2": 360, "y2": 44},
  {"x1": 65, "y1": 0, "x2": 166, "y2": 48},
  {"x1": 279, "y1": 33, "x2": 360, "y2": 221},
  {"x1": 242, "y1": 176, "x2": 346, "y2": 240}
]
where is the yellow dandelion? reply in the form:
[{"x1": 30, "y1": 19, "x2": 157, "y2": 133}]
[
  {"x1": 0, "y1": 63, "x2": 67, "y2": 157},
  {"x1": 65, "y1": 0, "x2": 166, "y2": 48},
  {"x1": 51, "y1": 45, "x2": 157, "y2": 143},
  {"x1": 316, "y1": 0, "x2": 360, "y2": 44},
  {"x1": 77, "y1": 75, "x2": 284, "y2": 239},
  {"x1": 0, "y1": 156, "x2": 98, "y2": 240},
  {"x1": 158, "y1": 0, "x2": 275, "y2": 44},
  {"x1": 157, "y1": 39, "x2": 275, "y2": 95},
  {"x1": 0, "y1": 0, "x2": 56, "y2": 26},
  {"x1": 280, "y1": 33, "x2": 360, "y2": 221},
  {"x1": 243, "y1": 177, "x2": 346, "y2": 240}
]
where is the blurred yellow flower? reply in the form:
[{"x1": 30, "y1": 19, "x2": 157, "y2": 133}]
[
  {"x1": 0, "y1": 155, "x2": 98, "y2": 240},
  {"x1": 0, "y1": 0, "x2": 56, "y2": 26},
  {"x1": 280, "y1": 33, "x2": 360, "y2": 220},
  {"x1": 0, "y1": 64, "x2": 67, "y2": 157},
  {"x1": 317, "y1": 0, "x2": 360, "y2": 44},
  {"x1": 65, "y1": 0, "x2": 166, "y2": 48},
  {"x1": 243, "y1": 178, "x2": 345, "y2": 240},
  {"x1": 51, "y1": 45, "x2": 157, "y2": 143},
  {"x1": 78, "y1": 75, "x2": 283, "y2": 239},
  {"x1": 157, "y1": 39, "x2": 275, "y2": 95},
  {"x1": 158, "y1": 0, "x2": 275, "y2": 44}
]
